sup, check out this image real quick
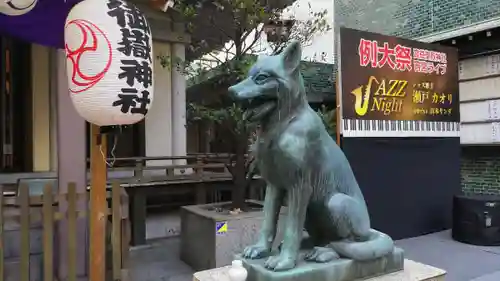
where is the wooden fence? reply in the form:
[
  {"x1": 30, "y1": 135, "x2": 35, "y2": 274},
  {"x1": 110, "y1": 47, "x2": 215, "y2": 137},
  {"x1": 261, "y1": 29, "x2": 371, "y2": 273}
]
[
  {"x1": 102, "y1": 154, "x2": 235, "y2": 184},
  {"x1": 0, "y1": 182, "x2": 129, "y2": 281}
]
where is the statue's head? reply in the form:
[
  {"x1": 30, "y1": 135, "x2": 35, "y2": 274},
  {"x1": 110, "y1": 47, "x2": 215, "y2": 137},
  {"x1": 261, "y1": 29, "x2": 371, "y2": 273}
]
[{"x1": 228, "y1": 40, "x2": 304, "y2": 123}]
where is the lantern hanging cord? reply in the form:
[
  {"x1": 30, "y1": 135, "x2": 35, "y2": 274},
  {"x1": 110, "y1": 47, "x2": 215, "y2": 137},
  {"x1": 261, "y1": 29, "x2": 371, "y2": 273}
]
[{"x1": 99, "y1": 134, "x2": 118, "y2": 167}]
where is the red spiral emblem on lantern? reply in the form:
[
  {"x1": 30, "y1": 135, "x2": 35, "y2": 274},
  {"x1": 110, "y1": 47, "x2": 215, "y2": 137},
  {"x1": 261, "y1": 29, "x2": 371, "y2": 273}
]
[{"x1": 65, "y1": 19, "x2": 112, "y2": 94}]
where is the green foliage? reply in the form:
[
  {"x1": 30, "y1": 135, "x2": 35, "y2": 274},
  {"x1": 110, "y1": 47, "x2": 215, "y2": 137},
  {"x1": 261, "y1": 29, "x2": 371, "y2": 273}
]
[
  {"x1": 316, "y1": 104, "x2": 337, "y2": 137},
  {"x1": 164, "y1": 0, "x2": 331, "y2": 79},
  {"x1": 170, "y1": 0, "x2": 332, "y2": 209},
  {"x1": 188, "y1": 101, "x2": 256, "y2": 210},
  {"x1": 187, "y1": 102, "x2": 255, "y2": 136},
  {"x1": 177, "y1": 0, "x2": 333, "y2": 127},
  {"x1": 229, "y1": 55, "x2": 258, "y2": 81}
]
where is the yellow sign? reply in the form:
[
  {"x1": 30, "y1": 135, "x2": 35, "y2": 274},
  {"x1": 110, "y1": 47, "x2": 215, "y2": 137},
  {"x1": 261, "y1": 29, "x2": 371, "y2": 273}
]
[
  {"x1": 216, "y1": 221, "x2": 227, "y2": 235},
  {"x1": 351, "y1": 76, "x2": 407, "y2": 117},
  {"x1": 348, "y1": 75, "x2": 455, "y2": 120}
]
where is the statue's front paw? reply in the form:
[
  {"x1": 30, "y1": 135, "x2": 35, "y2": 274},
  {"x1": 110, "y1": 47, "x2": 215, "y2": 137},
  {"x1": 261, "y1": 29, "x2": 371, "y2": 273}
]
[
  {"x1": 242, "y1": 243, "x2": 271, "y2": 259},
  {"x1": 304, "y1": 247, "x2": 339, "y2": 263},
  {"x1": 264, "y1": 254, "x2": 296, "y2": 271}
]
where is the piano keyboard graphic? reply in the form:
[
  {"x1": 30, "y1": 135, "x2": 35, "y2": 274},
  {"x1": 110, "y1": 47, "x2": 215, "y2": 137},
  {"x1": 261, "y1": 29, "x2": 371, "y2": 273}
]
[{"x1": 342, "y1": 119, "x2": 461, "y2": 138}]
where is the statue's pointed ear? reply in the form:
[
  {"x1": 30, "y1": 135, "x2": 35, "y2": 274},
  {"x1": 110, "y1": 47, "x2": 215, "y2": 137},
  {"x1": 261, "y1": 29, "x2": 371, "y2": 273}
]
[{"x1": 281, "y1": 40, "x2": 302, "y2": 72}]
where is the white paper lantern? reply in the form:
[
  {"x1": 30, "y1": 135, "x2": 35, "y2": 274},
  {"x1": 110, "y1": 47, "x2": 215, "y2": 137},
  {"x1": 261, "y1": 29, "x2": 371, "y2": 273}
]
[
  {"x1": 64, "y1": 0, "x2": 154, "y2": 126},
  {"x1": 0, "y1": 0, "x2": 38, "y2": 16}
]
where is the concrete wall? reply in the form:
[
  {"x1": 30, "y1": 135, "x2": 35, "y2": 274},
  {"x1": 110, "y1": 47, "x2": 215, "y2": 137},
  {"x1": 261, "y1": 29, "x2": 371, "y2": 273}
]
[
  {"x1": 334, "y1": 0, "x2": 500, "y2": 40},
  {"x1": 459, "y1": 54, "x2": 500, "y2": 144},
  {"x1": 145, "y1": 42, "x2": 173, "y2": 166},
  {"x1": 441, "y1": 53, "x2": 500, "y2": 195}
]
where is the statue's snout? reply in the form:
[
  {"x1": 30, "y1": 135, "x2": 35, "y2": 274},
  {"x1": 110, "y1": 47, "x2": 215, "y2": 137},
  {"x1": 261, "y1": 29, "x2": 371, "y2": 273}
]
[
  {"x1": 228, "y1": 85, "x2": 239, "y2": 100},
  {"x1": 228, "y1": 81, "x2": 247, "y2": 100},
  {"x1": 228, "y1": 78, "x2": 260, "y2": 101}
]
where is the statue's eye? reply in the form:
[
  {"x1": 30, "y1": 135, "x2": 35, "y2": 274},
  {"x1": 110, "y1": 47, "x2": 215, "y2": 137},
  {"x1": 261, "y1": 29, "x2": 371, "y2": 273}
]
[{"x1": 254, "y1": 74, "x2": 270, "y2": 83}]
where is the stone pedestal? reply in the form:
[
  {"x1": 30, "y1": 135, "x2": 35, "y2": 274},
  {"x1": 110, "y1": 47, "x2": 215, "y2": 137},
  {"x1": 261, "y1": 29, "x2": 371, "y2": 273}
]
[
  {"x1": 193, "y1": 255, "x2": 446, "y2": 281},
  {"x1": 180, "y1": 201, "x2": 286, "y2": 271},
  {"x1": 233, "y1": 247, "x2": 404, "y2": 281}
]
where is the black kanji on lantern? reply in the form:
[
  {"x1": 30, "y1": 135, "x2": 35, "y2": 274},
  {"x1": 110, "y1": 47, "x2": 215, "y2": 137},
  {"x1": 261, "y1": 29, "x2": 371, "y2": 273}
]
[
  {"x1": 126, "y1": 5, "x2": 151, "y2": 34},
  {"x1": 107, "y1": 0, "x2": 130, "y2": 28},
  {"x1": 108, "y1": 0, "x2": 153, "y2": 116},
  {"x1": 112, "y1": 88, "x2": 151, "y2": 115},
  {"x1": 118, "y1": 60, "x2": 153, "y2": 88},
  {"x1": 117, "y1": 28, "x2": 152, "y2": 61}
]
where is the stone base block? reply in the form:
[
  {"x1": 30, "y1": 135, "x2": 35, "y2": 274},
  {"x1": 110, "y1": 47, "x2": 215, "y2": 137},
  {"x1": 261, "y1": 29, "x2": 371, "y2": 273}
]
[
  {"x1": 193, "y1": 250, "x2": 445, "y2": 281},
  {"x1": 180, "y1": 200, "x2": 285, "y2": 271},
  {"x1": 235, "y1": 247, "x2": 403, "y2": 281}
]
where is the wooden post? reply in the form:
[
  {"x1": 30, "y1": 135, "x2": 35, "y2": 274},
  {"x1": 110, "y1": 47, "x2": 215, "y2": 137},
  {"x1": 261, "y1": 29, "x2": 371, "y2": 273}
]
[
  {"x1": 111, "y1": 182, "x2": 122, "y2": 281},
  {"x1": 0, "y1": 185, "x2": 4, "y2": 281},
  {"x1": 67, "y1": 183, "x2": 77, "y2": 281},
  {"x1": 129, "y1": 189, "x2": 146, "y2": 246},
  {"x1": 90, "y1": 124, "x2": 107, "y2": 281},
  {"x1": 19, "y1": 184, "x2": 30, "y2": 281},
  {"x1": 336, "y1": 76, "x2": 341, "y2": 145},
  {"x1": 42, "y1": 184, "x2": 54, "y2": 281}
]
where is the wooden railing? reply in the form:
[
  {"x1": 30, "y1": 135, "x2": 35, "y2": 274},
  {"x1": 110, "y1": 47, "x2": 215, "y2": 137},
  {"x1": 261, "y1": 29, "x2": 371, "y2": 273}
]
[
  {"x1": 0, "y1": 154, "x2": 241, "y2": 186},
  {"x1": 0, "y1": 182, "x2": 129, "y2": 281},
  {"x1": 97, "y1": 154, "x2": 238, "y2": 186}
]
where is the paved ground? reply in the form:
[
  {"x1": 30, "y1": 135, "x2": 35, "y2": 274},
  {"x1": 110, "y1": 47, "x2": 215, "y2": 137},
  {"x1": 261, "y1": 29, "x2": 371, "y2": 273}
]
[
  {"x1": 130, "y1": 238, "x2": 193, "y2": 281},
  {"x1": 130, "y1": 229, "x2": 500, "y2": 281},
  {"x1": 396, "y1": 230, "x2": 500, "y2": 281}
]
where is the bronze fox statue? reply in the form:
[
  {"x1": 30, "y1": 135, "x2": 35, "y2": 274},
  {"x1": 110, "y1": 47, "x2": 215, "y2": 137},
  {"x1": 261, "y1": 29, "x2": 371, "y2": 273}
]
[{"x1": 228, "y1": 41, "x2": 394, "y2": 271}]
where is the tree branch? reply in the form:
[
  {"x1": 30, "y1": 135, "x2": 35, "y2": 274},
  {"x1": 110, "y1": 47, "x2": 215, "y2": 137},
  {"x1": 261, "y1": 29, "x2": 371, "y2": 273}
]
[
  {"x1": 207, "y1": 14, "x2": 233, "y2": 41},
  {"x1": 221, "y1": 41, "x2": 236, "y2": 61},
  {"x1": 206, "y1": 52, "x2": 225, "y2": 65},
  {"x1": 240, "y1": 28, "x2": 255, "y2": 43},
  {"x1": 242, "y1": 25, "x2": 264, "y2": 54},
  {"x1": 224, "y1": 154, "x2": 237, "y2": 176}
]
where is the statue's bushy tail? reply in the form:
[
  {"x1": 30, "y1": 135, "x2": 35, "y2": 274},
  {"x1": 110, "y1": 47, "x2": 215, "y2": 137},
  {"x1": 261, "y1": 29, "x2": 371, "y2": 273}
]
[{"x1": 329, "y1": 229, "x2": 394, "y2": 261}]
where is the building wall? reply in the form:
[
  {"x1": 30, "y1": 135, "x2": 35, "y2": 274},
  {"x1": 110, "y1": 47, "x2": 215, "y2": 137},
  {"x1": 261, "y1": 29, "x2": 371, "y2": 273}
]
[
  {"x1": 459, "y1": 54, "x2": 500, "y2": 144},
  {"x1": 31, "y1": 44, "x2": 52, "y2": 172},
  {"x1": 459, "y1": 53, "x2": 500, "y2": 195},
  {"x1": 458, "y1": 54, "x2": 500, "y2": 195},
  {"x1": 144, "y1": 40, "x2": 188, "y2": 167},
  {"x1": 462, "y1": 146, "x2": 500, "y2": 195},
  {"x1": 145, "y1": 41, "x2": 173, "y2": 166},
  {"x1": 334, "y1": 0, "x2": 500, "y2": 40},
  {"x1": 334, "y1": 1, "x2": 500, "y2": 196},
  {"x1": 29, "y1": 40, "x2": 189, "y2": 171}
]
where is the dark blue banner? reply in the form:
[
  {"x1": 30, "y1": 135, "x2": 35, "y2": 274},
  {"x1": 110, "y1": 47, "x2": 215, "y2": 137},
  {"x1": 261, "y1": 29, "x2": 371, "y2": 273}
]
[{"x1": 0, "y1": 0, "x2": 81, "y2": 48}]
